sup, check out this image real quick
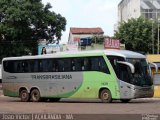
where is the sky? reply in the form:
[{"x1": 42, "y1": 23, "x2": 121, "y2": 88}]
[{"x1": 42, "y1": 0, "x2": 121, "y2": 43}]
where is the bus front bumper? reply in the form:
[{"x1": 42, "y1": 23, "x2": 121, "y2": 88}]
[{"x1": 133, "y1": 86, "x2": 154, "y2": 98}]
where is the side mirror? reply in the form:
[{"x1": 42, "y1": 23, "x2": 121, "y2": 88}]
[
  {"x1": 149, "y1": 62, "x2": 158, "y2": 73},
  {"x1": 117, "y1": 61, "x2": 135, "y2": 74}
]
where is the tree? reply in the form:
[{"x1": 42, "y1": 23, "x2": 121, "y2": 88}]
[
  {"x1": 91, "y1": 35, "x2": 105, "y2": 44},
  {"x1": 114, "y1": 17, "x2": 152, "y2": 53},
  {"x1": 0, "y1": 0, "x2": 66, "y2": 59}
]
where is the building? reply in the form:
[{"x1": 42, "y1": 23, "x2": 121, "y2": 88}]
[
  {"x1": 118, "y1": 0, "x2": 160, "y2": 22},
  {"x1": 68, "y1": 27, "x2": 104, "y2": 44}
]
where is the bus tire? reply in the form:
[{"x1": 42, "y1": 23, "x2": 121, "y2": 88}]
[
  {"x1": 100, "y1": 89, "x2": 112, "y2": 103},
  {"x1": 120, "y1": 99, "x2": 131, "y2": 103},
  {"x1": 20, "y1": 89, "x2": 30, "y2": 102},
  {"x1": 30, "y1": 89, "x2": 41, "y2": 102},
  {"x1": 49, "y1": 98, "x2": 61, "y2": 102}
]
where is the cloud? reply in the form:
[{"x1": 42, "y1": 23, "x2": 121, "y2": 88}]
[{"x1": 42, "y1": 0, "x2": 121, "y2": 43}]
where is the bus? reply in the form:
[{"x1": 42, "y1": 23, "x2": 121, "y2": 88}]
[{"x1": 2, "y1": 50, "x2": 153, "y2": 103}]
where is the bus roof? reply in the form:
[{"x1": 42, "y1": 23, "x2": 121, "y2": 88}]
[
  {"x1": 2, "y1": 50, "x2": 104, "y2": 61},
  {"x1": 103, "y1": 49, "x2": 146, "y2": 59},
  {"x1": 2, "y1": 49, "x2": 145, "y2": 61}
]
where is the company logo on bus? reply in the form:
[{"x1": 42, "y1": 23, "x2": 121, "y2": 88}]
[{"x1": 31, "y1": 75, "x2": 72, "y2": 80}]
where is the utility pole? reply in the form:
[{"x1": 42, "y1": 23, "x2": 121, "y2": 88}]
[
  {"x1": 158, "y1": 19, "x2": 160, "y2": 54},
  {"x1": 151, "y1": 18, "x2": 154, "y2": 54}
]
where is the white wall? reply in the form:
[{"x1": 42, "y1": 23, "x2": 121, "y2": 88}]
[{"x1": 118, "y1": 0, "x2": 141, "y2": 22}]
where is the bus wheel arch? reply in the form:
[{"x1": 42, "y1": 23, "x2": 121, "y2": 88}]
[
  {"x1": 30, "y1": 88, "x2": 41, "y2": 102},
  {"x1": 19, "y1": 87, "x2": 30, "y2": 102},
  {"x1": 99, "y1": 88, "x2": 112, "y2": 103}
]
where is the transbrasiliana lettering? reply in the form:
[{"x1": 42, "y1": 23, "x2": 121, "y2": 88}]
[{"x1": 31, "y1": 75, "x2": 72, "y2": 80}]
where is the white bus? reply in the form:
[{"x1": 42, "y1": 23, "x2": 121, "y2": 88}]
[{"x1": 2, "y1": 50, "x2": 153, "y2": 103}]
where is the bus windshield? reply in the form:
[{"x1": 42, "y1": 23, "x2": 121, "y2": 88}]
[
  {"x1": 107, "y1": 56, "x2": 152, "y2": 87},
  {"x1": 126, "y1": 58, "x2": 152, "y2": 86}
]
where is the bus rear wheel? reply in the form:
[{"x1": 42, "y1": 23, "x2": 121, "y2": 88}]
[
  {"x1": 30, "y1": 89, "x2": 41, "y2": 102},
  {"x1": 100, "y1": 89, "x2": 112, "y2": 103},
  {"x1": 20, "y1": 89, "x2": 29, "y2": 102}
]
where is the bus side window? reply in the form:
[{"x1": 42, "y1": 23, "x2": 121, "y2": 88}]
[
  {"x1": 8, "y1": 61, "x2": 14, "y2": 73},
  {"x1": 72, "y1": 57, "x2": 96, "y2": 71},
  {"x1": 47, "y1": 59, "x2": 53, "y2": 72},
  {"x1": 99, "y1": 57, "x2": 110, "y2": 74},
  {"x1": 71, "y1": 59, "x2": 75, "y2": 71},
  {"x1": 91, "y1": 57, "x2": 110, "y2": 74},
  {"x1": 14, "y1": 61, "x2": 22, "y2": 73},
  {"x1": 34, "y1": 60, "x2": 39, "y2": 72},
  {"x1": 3, "y1": 61, "x2": 10, "y2": 73},
  {"x1": 83, "y1": 58, "x2": 90, "y2": 71},
  {"x1": 52, "y1": 59, "x2": 57, "y2": 72},
  {"x1": 91, "y1": 57, "x2": 99, "y2": 71},
  {"x1": 74, "y1": 58, "x2": 83, "y2": 71},
  {"x1": 81, "y1": 58, "x2": 84, "y2": 70},
  {"x1": 29, "y1": 60, "x2": 36, "y2": 72},
  {"x1": 64, "y1": 59, "x2": 72, "y2": 72},
  {"x1": 57, "y1": 59, "x2": 64, "y2": 72},
  {"x1": 22, "y1": 61, "x2": 30, "y2": 72},
  {"x1": 39, "y1": 59, "x2": 48, "y2": 72}
]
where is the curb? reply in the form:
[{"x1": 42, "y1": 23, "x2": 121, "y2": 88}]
[{"x1": 138, "y1": 98, "x2": 160, "y2": 101}]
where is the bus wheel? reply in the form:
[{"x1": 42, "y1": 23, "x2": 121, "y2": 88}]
[
  {"x1": 30, "y1": 89, "x2": 40, "y2": 102},
  {"x1": 20, "y1": 89, "x2": 29, "y2": 102},
  {"x1": 120, "y1": 99, "x2": 131, "y2": 103},
  {"x1": 100, "y1": 89, "x2": 112, "y2": 103},
  {"x1": 49, "y1": 98, "x2": 61, "y2": 102}
]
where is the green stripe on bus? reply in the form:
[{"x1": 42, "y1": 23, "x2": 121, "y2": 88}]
[{"x1": 70, "y1": 72, "x2": 120, "y2": 99}]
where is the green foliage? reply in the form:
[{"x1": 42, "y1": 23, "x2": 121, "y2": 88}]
[
  {"x1": 0, "y1": 0, "x2": 66, "y2": 59},
  {"x1": 114, "y1": 17, "x2": 152, "y2": 53},
  {"x1": 91, "y1": 35, "x2": 105, "y2": 44}
]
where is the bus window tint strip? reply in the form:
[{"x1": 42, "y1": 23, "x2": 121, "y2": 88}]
[{"x1": 3, "y1": 56, "x2": 110, "y2": 74}]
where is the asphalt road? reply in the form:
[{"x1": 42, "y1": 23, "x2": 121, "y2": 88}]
[
  {"x1": 1, "y1": 89, "x2": 160, "y2": 120},
  {"x1": 0, "y1": 90, "x2": 160, "y2": 114}
]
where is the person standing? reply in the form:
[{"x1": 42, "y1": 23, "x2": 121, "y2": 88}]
[{"x1": 41, "y1": 47, "x2": 47, "y2": 55}]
